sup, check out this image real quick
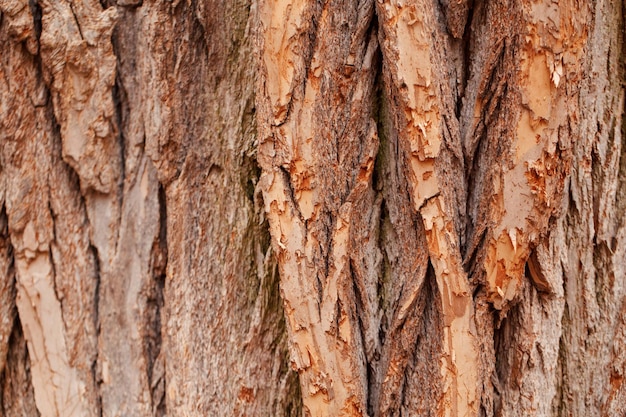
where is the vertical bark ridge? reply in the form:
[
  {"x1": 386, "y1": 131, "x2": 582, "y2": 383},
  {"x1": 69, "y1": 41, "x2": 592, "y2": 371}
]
[
  {"x1": 95, "y1": 157, "x2": 160, "y2": 417},
  {"x1": 0, "y1": 13, "x2": 102, "y2": 415},
  {"x1": 376, "y1": 1, "x2": 479, "y2": 415},
  {"x1": 606, "y1": 4, "x2": 626, "y2": 413},
  {"x1": 257, "y1": 0, "x2": 380, "y2": 414},
  {"x1": 493, "y1": 276, "x2": 565, "y2": 416},
  {"x1": 481, "y1": 0, "x2": 587, "y2": 311},
  {"x1": 459, "y1": 1, "x2": 591, "y2": 415},
  {"x1": 105, "y1": 6, "x2": 168, "y2": 415},
  {"x1": 458, "y1": 0, "x2": 589, "y2": 313},
  {"x1": 556, "y1": 0, "x2": 625, "y2": 414},
  {"x1": 48, "y1": 144, "x2": 102, "y2": 417},
  {"x1": 137, "y1": 0, "x2": 299, "y2": 414}
]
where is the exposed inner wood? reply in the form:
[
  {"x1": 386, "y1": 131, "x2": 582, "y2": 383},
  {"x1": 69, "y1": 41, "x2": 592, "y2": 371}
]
[
  {"x1": 258, "y1": 1, "x2": 378, "y2": 413},
  {"x1": 258, "y1": 0, "x2": 596, "y2": 416},
  {"x1": 375, "y1": 1, "x2": 479, "y2": 415}
]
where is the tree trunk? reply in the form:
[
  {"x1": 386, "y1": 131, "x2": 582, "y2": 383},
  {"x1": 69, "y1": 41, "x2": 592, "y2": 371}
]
[{"x1": 0, "y1": 0, "x2": 623, "y2": 416}]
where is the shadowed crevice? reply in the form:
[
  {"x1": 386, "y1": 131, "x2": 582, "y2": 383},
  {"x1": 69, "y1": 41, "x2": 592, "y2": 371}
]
[
  {"x1": 146, "y1": 182, "x2": 167, "y2": 417},
  {"x1": 0, "y1": 315, "x2": 40, "y2": 416},
  {"x1": 0, "y1": 205, "x2": 16, "y2": 378}
]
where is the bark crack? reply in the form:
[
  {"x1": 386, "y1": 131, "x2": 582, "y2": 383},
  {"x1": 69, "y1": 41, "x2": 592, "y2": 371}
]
[
  {"x1": 68, "y1": 2, "x2": 84, "y2": 41},
  {"x1": 89, "y1": 240, "x2": 102, "y2": 417}
]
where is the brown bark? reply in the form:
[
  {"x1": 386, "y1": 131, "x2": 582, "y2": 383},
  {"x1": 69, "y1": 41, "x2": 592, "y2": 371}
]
[{"x1": 0, "y1": 0, "x2": 624, "y2": 416}]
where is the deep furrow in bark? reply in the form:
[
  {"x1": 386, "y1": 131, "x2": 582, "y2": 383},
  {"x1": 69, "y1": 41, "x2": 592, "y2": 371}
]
[
  {"x1": 0, "y1": 318, "x2": 39, "y2": 417},
  {"x1": 148, "y1": 183, "x2": 167, "y2": 417},
  {"x1": 0, "y1": 206, "x2": 15, "y2": 379}
]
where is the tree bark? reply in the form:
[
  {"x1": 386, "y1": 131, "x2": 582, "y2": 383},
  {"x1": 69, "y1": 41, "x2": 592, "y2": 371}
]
[{"x1": 0, "y1": 0, "x2": 624, "y2": 416}]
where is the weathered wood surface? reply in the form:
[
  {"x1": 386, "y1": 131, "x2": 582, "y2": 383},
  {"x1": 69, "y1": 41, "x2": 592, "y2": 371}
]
[{"x1": 0, "y1": 0, "x2": 624, "y2": 416}]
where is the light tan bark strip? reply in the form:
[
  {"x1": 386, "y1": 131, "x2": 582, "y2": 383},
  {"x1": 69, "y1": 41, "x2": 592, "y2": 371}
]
[
  {"x1": 258, "y1": 0, "x2": 379, "y2": 414},
  {"x1": 420, "y1": 198, "x2": 478, "y2": 417},
  {"x1": 14, "y1": 254, "x2": 92, "y2": 417},
  {"x1": 482, "y1": 0, "x2": 589, "y2": 310},
  {"x1": 376, "y1": 1, "x2": 479, "y2": 416},
  {"x1": 97, "y1": 157, "x2": 160, "y2": 417}
]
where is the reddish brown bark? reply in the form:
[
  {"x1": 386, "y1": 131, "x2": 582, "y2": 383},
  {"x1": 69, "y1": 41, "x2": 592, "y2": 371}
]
[{"x1": 0, "y1": 0, "x2": 624, "y2": 416}]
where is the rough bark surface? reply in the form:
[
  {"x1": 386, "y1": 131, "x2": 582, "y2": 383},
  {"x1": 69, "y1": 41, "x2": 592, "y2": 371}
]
[
  {"x1": 0, "y1": 0, "x2": 624, "y2": 416},
  {"x1": 1, "y1": 0, "x2": 299, "y2": 416}
]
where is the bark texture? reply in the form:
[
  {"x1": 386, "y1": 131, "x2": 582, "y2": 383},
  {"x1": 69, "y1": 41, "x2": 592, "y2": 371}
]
[{"x1": 0, "y1": 0, "x2": 624, "y2": 416}]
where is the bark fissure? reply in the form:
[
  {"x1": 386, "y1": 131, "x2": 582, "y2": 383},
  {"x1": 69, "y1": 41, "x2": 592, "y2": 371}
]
[
  {"x1": 257, "y1": 0, "x2": 609, "y2": 415},
  {"x1": 89, "y1": 240, "x2": 102, "y2": 417},
  {"x1": 1, "y1": 317, "x2": 40, "y2": 417},
  {"x1": 0, "y1": 206, "x2": 16, "y2": 378}
]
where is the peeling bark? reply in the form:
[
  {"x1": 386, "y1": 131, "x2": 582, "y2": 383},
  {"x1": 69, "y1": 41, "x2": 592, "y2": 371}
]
[
  {"x1": 257, "y1": 1, "x2": 379, "y2": 414},
  {"x1": 1, "y1": 17, "x2": 99, "y2": 416},
  {"x1": 376, "y1": 2, "x2": 479, "y2": 414},
  {"x1": 0, "y1": 0, "x2": 624, "y2": 416},
  {"x1": 1, "y1": 0, "x2": 298, "y2": 416},
  {"x1": 257, "y1": 0, "x2": 624, "y2": 416}
]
